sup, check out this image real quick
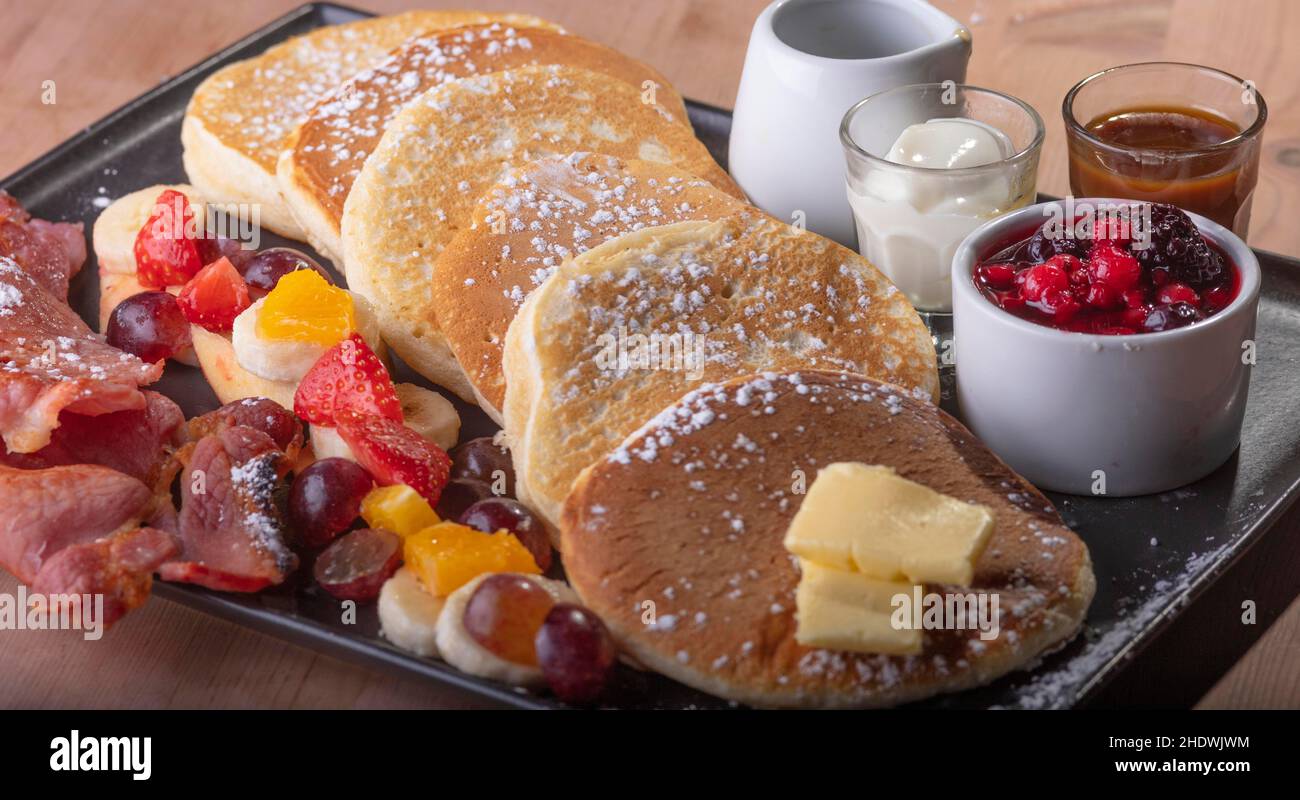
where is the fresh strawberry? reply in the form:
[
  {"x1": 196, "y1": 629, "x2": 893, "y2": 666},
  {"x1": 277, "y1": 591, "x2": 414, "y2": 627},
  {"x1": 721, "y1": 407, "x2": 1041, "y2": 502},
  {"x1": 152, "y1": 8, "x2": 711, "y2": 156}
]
[
  {"x1": 177, "y1": 256, "x2": 251, "y2": 332},
  {"x1": 134, "y1": 189, "x2": 203, "y2": 288},
  {"x1": 336, "y1": 410, "x2": 451, "y2": 505},
  {"x1": 293, "y1": 334, "x2": 402, "y2": 426}
]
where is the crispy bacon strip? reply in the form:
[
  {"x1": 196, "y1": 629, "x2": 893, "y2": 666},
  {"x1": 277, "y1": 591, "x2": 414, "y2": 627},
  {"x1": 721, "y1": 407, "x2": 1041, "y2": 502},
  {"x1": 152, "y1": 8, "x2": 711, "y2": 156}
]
[
  {"x1": 0, "y1": 256, "x2": 162, "y2": 453},
  {"x1": 186, "y1": 396, "x2": 304, "y2": 467},
  {"x1": 161, "y1": 425, "x2": 298, "y2": 592},
  {"x1": 32, "y1": 527, "x2": 179, "y2": 628},
  {"x1": 0, "y1": 463, "x2": 159, "y2": 580},
  {"x1": 0, "y1": 191, "x2": 86, "y2": 300},
  {"x1": 0, "y1": 390, "x2": 184, "y2": 490}
]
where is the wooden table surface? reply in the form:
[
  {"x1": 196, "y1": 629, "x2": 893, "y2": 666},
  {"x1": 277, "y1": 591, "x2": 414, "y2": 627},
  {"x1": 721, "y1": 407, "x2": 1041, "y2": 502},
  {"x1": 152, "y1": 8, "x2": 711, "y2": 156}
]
[{"x1": 1, "y1": 0, "x2": 1297, "y2": 709}]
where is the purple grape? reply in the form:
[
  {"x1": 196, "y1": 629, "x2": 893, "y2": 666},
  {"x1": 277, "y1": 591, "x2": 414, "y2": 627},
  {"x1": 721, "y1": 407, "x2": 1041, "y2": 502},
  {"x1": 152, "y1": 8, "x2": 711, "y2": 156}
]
[
  {"x1": 535, "y1": 603, "x2": 617, "y2": 705},
  {"x1": 240, "y1": 247, "x2": 330, "y2": 293},
  {"x1": 289, "y1": 458, "x2": 373, "y2": 548},
  {"x1": 106, "y1": 291, "x2": 192, "y2": 362}
]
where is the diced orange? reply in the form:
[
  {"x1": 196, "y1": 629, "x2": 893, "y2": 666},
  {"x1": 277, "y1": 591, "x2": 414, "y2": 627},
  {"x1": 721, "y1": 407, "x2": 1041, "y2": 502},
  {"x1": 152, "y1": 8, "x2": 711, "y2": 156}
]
[
  {"x1": 403, "y1": 522, "x2": 539, "y2": 597},
  {"x1": 361, "y1": 484, "x2": 440, "y2": 537},
  {"x1": 256, "y1": 269, "x2": 355, "y2": 345}
]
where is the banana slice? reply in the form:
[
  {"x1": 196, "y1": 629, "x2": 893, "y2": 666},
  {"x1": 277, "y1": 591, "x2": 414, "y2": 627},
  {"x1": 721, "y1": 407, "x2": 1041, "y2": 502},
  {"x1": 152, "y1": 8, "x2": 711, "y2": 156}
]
[
  {"x1": 231, "y1": 292, "x2": 383, "y2": 382},
  {"x1": 394, "y1": 383, "x2": 460, "y2": 450},
  {"x1": 309, "y1": 425, "x2": 354, "y2": 462},
  {"x1": 378, "y1": 568, "x2": 445, "y2": 658},
  {"x1": 435, "y1": 572, "x2": 577, "y2": 687}
]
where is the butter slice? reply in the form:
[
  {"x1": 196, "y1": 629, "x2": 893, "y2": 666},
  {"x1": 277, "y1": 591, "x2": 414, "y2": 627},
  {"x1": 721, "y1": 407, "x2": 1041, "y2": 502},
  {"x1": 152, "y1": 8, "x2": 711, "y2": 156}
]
[
  {"x1": 784, "y1": 463, "x2": 993, "y2": 585},
  {"x1": 793, "y1": 560, "x2": 920, "y2": 655}
]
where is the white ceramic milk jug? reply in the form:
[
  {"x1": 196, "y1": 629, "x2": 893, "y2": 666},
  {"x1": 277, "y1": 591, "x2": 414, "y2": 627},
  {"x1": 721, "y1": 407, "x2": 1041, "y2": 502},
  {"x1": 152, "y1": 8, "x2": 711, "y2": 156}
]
[{"x1": 730, "y1": 0, "x2": 971, "y2": 246}]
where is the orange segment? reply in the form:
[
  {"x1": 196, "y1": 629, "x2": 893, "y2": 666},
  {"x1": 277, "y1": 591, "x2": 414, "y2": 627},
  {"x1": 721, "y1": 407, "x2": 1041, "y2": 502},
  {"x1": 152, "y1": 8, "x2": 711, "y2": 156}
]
[
  {"x1": 361, "y1": 484, "x2": 440, "y2": 537},
  {"x1": 256, "y1": 269, "x2": 355, "y2": 345},
  {"x1": 403, "y1": 522, "x2": 539, "y2": 597}
]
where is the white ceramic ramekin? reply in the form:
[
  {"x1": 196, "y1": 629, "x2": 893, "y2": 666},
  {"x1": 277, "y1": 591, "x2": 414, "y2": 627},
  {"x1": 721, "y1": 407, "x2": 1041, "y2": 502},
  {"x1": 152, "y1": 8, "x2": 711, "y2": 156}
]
[{"x1": 952, "y1": 200, "x2": 1261, "y2": 497}]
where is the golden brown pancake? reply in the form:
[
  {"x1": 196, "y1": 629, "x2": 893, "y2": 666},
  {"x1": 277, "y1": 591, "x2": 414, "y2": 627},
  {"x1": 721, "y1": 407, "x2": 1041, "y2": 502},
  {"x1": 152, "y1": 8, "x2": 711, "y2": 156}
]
[
  {"x1": 503, "y1": 215, "x2": 939, "y2": 530},
  {"x1": 342, "y1": 65, "x2": 744, "y2": 400},
  {"x1": 182, "y1": 10, "x2": 557, "y2": 240},
  {"x1": 433, "y1": 153, "x2": 750, "y2": 421},
  {"x1": 561, "y1": 370, "x2": 1096, "y2": 708},
  {"x1": 278, "y1": 25, "x2": 689, "y2": 260}
]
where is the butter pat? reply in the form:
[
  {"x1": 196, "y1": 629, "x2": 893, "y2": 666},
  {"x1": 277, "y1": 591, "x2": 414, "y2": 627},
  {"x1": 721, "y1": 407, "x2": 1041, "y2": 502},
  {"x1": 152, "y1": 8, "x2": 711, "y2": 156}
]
[
  {"x1": 784, "y1": 463, "x2": 993, "y2": 585},
  {"x1": 793, "y1": 560, "x2": 920, "y2": 656}
]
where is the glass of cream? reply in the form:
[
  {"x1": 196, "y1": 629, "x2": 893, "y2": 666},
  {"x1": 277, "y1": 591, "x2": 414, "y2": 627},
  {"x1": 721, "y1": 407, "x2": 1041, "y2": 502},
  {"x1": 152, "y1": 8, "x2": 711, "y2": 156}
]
[{"x1": 840, "y1": 84, "x2": 1044, "y2": 313}]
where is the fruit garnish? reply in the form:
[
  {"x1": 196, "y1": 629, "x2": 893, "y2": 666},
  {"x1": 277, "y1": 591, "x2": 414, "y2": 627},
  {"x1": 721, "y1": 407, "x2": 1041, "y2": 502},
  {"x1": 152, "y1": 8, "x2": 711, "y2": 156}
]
[
  {"x1": 337, "y1": 410, "x2": 452, "y2": 505},
  {"x1": 255, "y1": 268, "x2": 355, "y2": 346},
  {"x1": 134, "y1": 189, "x2": 203, "y2": 289},
  {"x1": 314, "y1": 528, "x2": 402, "y2": 601},
  {"x1": 1136, "y1": 203, "x2": 1228, "y2": 287},
  {"x1": 973, "y1": 203, "x2": 1236, "y2": 335},
  {"x1": 176, "y1": 256, "x2": 252, "y2": 332},
  {"x1": 463, "y1": 574, "x2": 556, "y2": 665},
  {"x1": 289, "y1": 457, "x2": 374, "y2": 548},
  {"x1": 1155, "y1": 282, "x2": 1199, "y2": 306},
  {"x1": 294, "y1": 334, "x2": 402, "y2": 426},
  {"x1": 459, "y1": 498, "x2": 552, "y2": 572},
  {"x1": 403, "y1": 521, "x2": 539, "y2": 596},
  {"x1": 1086, "y1": 242, "x2": 1141, "y2": 292},
  {"x1": 436, "y1": 478, "x2": 495, "y2": 521},
  {"x1": 361, "y1": 484, "x2": 440, "y2": 537},
  {"x1": 535, "y1": 603, "x2": 617, "y2": 705},
  {"x1": 196, "y1": 235, "x2": 254, "y2": 272},
  {"x1": 106, "y1": 291, "x2": 193, "y2": 363},
  {"x1": 241, "y1": 247, "x2": 330, "y2": 294},
  {"x1": 1019, "y1": 262, "x2": 1068, "y2": 303},
  {"x1": 449, "y1": 436, "x2": 515, "y2": 496}
]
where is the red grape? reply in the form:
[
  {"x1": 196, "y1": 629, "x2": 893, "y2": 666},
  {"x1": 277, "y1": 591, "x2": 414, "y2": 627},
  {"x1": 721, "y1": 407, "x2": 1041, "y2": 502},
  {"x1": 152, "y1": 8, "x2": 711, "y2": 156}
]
[
  {"x1": 240, "y1": 247, "x2": 330, "y2": 293},
  {"x1": 106, "y1": 291, "x2": 193, "y2": 362},
  {"x1": 435, "y1": 477, "x2": 494, "y2": 521},
  {"x1": 459, "y1": 498, "x2": 552, "y2": 572},
  {"x1": 449, "y1": 437, "x2": 515, "y2": 496},
  {"x1": 314, "y1": 528, "x2": 401, "y2": 601},
  {"x1": 289, "y1": 457, "x2": 373, "y2": 547},
  {"x1": 535, "y1": 603, "x2": 617, "y2": 705},
  {"x1": 463, "y1": 574, "x2": 556, "y2": 665},
  {"x1": 196, "y1": 234, "x2": 255, "y2": 270}
]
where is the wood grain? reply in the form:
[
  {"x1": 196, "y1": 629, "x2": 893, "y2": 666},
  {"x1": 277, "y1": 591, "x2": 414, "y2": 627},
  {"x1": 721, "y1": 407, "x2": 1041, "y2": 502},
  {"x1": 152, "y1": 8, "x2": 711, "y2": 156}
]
[{"x1": 0, "y1": 0, "x2": 1297, "y2": 709}]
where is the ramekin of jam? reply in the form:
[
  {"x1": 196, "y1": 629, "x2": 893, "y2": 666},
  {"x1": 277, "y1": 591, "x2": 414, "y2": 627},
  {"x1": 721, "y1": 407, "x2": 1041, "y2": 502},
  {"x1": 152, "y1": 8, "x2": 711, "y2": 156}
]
[
  {"x1": 952, "y1": 199, "x2": 1260, "y2": 497},
  {"x1": 1063, "y1": 62, "x2": 1266, "y2": 238}
]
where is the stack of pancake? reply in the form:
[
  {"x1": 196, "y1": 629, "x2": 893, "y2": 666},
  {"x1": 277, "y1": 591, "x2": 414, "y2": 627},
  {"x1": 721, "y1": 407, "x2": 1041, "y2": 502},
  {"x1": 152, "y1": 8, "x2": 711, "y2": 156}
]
[{"x1": 181, "y1": 9, "x2": 1092, "y2": 707}]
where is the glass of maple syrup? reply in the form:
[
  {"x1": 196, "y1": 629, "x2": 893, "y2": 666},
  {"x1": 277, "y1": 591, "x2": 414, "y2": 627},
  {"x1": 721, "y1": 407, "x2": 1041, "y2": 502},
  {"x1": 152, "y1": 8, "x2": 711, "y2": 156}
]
[{"x1": 1063, "y1": 62, "x2": 1266, "y2": 237}]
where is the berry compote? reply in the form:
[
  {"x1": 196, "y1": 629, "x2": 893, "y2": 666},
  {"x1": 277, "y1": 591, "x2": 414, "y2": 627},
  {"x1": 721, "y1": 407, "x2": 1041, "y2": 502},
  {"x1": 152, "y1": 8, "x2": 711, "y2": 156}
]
[{"x1": 973, "y1": 203, "x2": 1238, "y2": 335}]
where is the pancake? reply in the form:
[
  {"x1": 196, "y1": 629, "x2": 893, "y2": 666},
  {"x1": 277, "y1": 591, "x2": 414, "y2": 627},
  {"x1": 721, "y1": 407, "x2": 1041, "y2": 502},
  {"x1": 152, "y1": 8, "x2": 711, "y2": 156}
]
[
  {"x1": 342, "y1": 65, "x2": 744, "y2": 400},
  {"x1": 561, "y1": 370, "x2": 1095, "y2": 708},
  {"x1": 278, "y1": 24, "x2": 688, "y2": 261},
  {"x1": 182, "y1": 10, "x2": 556, "y2": 240},
  {"x1": 502, "y1": 215, "x2": 939, "y2": 531},
  {"x1": 433, "y1": 154, "x2": 750, "y2": 422}
]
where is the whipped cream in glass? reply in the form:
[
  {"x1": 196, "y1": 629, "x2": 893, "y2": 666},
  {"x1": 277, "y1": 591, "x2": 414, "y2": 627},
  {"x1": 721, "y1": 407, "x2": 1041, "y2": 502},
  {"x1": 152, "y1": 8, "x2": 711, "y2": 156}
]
[{"x1": 841, "y1": 85, "x2": 1044, "y2": 312}]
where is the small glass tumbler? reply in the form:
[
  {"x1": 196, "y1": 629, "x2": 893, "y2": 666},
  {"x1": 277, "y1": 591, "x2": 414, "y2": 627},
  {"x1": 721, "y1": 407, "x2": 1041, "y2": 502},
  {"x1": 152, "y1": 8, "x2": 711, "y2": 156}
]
[
  {"x1": 1063, "y1": 62, "x2": 1266, "y2": 238},
  {"x1": 840, "y1": 83, "x2": 1044, "y2": 313}
]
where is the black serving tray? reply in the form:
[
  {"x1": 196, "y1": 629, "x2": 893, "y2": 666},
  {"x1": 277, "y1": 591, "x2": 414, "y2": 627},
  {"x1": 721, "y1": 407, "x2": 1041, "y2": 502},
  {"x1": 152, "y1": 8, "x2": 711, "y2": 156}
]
[{"x1": 5, "y1": 2, "x2": 1299, "y2": 709}]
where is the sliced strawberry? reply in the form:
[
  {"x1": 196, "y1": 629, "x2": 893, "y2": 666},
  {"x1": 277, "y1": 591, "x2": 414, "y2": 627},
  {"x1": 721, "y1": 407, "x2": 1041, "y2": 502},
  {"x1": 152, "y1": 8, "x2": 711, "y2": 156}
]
[
  {"x1": 134, "y1": 189, "x2": 203, "y2": 288},
  {"x1": 177, "y1": 256, "x2": 251, "y2": 332},
  {"x1": 293, "y1": 334, "x2": 402, "y2": 426},
  {"x1": 336, "y1": 410, "x2": 451, "y2": 505}
]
